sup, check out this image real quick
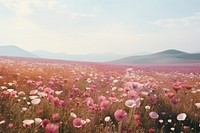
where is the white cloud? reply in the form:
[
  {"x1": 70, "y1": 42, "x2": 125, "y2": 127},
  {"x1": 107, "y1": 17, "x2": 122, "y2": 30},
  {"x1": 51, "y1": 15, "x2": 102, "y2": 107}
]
[
  {"x1": 0, "y1": 0, "x2": 95, "y2": 19},
  {"x1": 0, "y1": 0, "x2": 32, "y2": 16},
  {"x1": 151, "y1": 12, "x2": 200, "y2": 29}
]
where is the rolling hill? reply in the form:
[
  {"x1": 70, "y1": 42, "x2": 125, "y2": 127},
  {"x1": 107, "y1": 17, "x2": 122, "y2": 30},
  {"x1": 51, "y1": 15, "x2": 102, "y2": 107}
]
[
  {"x1": 32, "y1": 50, "x2": 126, "y2": 62},
  {"x1": 0, "y1": 45, "x2": 39, "y2": 58},
  {"x1": 111, "y1": 49, "x2": 200, "y2": 64}
]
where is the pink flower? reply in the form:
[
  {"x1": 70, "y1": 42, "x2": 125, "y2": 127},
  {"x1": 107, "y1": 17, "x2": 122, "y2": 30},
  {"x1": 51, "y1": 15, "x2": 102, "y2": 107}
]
[
  {"x1": 149, "y1": 128, "x2": 155, "y2": 133},
  {"x1": 86, "y1": 98, "x2": 94, "y2": 107},
  {"x1": 134, "y1": 115, "x2": 141, "y2": 121},
  {"x1": 128, "y1": 90, "x2": 138, "y2": 100},
  {"x1": 59, "y1": 100, "x2": 68, "y2": 108},
  {"x1": 2, "y1": 90, "x2": 9, "y2": 96},
  {"x1": 183, "y1": 84, "x2": 192, "y2": 90},
  {"x1": 137, "y1": 121, "x2": 143, "y2": 127},
  {"x1": 36, "y1": 109, "x2": 44, "y2": 115},
  {"x1": 72, "y1": 88, "x2": 80, "y2": 93},
  {"x1": 149, "y1": 112, "x2": 159, "y2": 119},
  {"x1": 47, "y1": 95, "x2": 54, "y2": 102},
  {"x1": 100, "y1": 100, "x2": 111, "y2": 110},
  {"x1": 45, "y1": 123, "x2": 59, "y2": 133},
  {"x1": 171, "y1": 98, "x2": 180, "y2": 105},
  {"x1": 150, "y1": 94, "x2": 158, "y2": 105},
  {"x1": 42, "y1": 119, "x2": 50, "y2": 128},
  {"x1": 53, "y1": 97, "x2": 60, "y2": 107},
  {"x1": 8, "y1": 123, "x2": 14, "y2": 128},
  {"x1": 83, "y1": 92, "x2": 90, "y2": 97},
  {"x1": 124, "y1": 87, "x2": 130, "y2": 93},
  {"x1": 10, "y1": 91, "x2": 17, "y2": 97},
  {"x1": 73, "y1": 118, "x2": 83, "y2": 128},
  {"x1": 30, "y1": 90, "x2": 38, "y2": 95},
  {"x1": 52, "y1": 113, "x2": 60, "y2": 121},
  {"x1": 167, "y1": 92, "x2": 175, "y2": 99},
  {"x1": 114, "y1": 109, "x2": 128, "y2": 121},
  {"x1": 98, "y1": 95, "x2": 106, "y2": 102},
  {"x1": 44, "y1": 87, "x2": 54, "y2": 95}
]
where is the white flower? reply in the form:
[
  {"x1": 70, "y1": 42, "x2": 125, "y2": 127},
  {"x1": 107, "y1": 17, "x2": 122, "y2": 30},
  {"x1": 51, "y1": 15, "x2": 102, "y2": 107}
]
[
  {"x1": 31, "y1": 98, "x2": 41, "y2": 105},
  {"x1": 0, "y1": 120, "x2": 5, "y2": 125},
  {"x1": 55, "y1": 91, "x2": 63, "y2": 95},
  {"x1": 145, "y1": 105, "x2": 151, "y2": 110},
  {"x1": 23, "y1": 119, "x2": 34, "y2": 125},
  {"x1": 195, "y1": 103, "x2": 200, "y2": 109},
  {"x1": 29, "y1": 96, "x2": 38, "y2": 100},
  {"x1": 34, "y1": 118, "x2": 42, "y2": 126},
  {"x1": 177, "y1": 113, "x2": 187, "y2": 121},
  {"x1": 159, "y1": 119, "x2": 163, "y2": 123},
  {"x1": 86, "y1": 119, "x2": 91, "y2": 123},
  {"x1": 104, "y1": 116, "x2": 111, "y2": 122},
  {"x1": 168, "y1": 119, "x2": 172, "y2": 123},
  {"x1": 70, "y1": 112, "x2": 77, "y2": 118}
]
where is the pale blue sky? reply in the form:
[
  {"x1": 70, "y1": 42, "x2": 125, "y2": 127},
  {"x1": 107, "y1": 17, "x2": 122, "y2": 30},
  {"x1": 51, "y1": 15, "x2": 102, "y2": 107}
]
[{"x1": 0, "y1": 0, "x2": 200, "y2": 54}]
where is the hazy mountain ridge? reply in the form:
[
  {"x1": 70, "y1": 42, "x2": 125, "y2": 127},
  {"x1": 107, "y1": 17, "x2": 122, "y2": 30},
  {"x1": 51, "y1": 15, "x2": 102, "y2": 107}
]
[
  {"x1": 0, "y1": 45, "x2": 200, "y2": 64},
  {"x1": 33, "y1": 50, "x2": 126, "y2": 62},
  {"x1": 111, "y1": 49, "x2": 200, "y2": 64},
  {"x1": 0, "y1": 45, "x2": 126, "y2": 62},
  {"x1": 0, "y1": 45, "x2": 39, "y2": 58}
]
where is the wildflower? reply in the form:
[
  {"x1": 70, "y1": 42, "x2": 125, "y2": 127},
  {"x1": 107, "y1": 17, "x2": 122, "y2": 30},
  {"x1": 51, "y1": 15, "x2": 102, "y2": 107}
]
[
  {"x1": 145, "y1": 105, "x2": 151, "y2": 110},
  {"x1": 125, "y1": 99, "x2": 136, "y2": 108},
  {"x1": 137, "y1": 121, "x2": 143, "y2": 127},
  {"x1": 134, "y1": 115, "x2": 141, "y2": 121},
  {"x1": 128, "y1": 90, "x2": 138, "y2": 100},
  {"x1": 30, "y1": 90, "x2": 38, "y2": 95},
  {"x1": 171, "y1": 98, "x2": 180, "y2": 105},
  {"x1": 168, "y1": 119, "x2": 172, "y2": 123},
  {"x1": 52, "y1": 113, "x2": 60, "y2": 121},
  {"x1": 42, "y1": 119, "x2": 50, "y2": 128},
  {"x1": 167, "y1": 92, "x2": 175, "y2": 99},
  {"x1": 31, "y1": 98, "x2": 41, "y2": 105},
  {"x1": 34, "y1": 118, "x2": 42, "y2": 126},
  {"x1": 0, "y1": 120, "x2": 5, "y2": 125},
  {"x1": 23, "y1": 119, "x2": 34, "y2": 127},
  {"x1": 100, "y1": 100, "x2": 110, "y2": 110},
  {"x1": 104, "y1": 116, "x2": 111, "y2": 122},
  {"x1": 149, "y1": 112, "x2": 159, "y2": 119},
  {"x1": 159, "y1": 119, "x2": 163, "y2": 123},
  {"x1": 45, "y1": 123, "x2": 59, "y2": 133},
  {"x1": 114, "y1": 109, "x2": 128, "y2": 121},
  {"x1": 73, "y1": 118, "x2": 83, "y2": 128},
  {"x1": 149, "y1": 128, "x2": 155, "y2": 133},
  {"x1": 70, "y1": 112, "x2": 77, "y2": 118},
  {"x1": 36, "y1": 109, "x2": 44, "y2": 115},
  {"x1": 8, "y1": 123, "x2": 14, "y2": 128},
  {"x1": 98, "y1": 95, "x2": 106, "y2": 102},
  {"x1": 150, "y1": 94, "x2": 158, "y2": 105},
  {"x1": 177, "y1": 113, "x2": 187, "y2": 121},
  {"x1": 195, "y1": 103, "x2": 200, "y2": 109}
]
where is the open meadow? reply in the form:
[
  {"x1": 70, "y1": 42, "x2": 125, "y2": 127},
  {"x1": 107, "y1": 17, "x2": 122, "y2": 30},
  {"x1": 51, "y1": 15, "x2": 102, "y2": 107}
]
[{"x1": 0, "y1": 56, "x2": 200, "y2": 133}]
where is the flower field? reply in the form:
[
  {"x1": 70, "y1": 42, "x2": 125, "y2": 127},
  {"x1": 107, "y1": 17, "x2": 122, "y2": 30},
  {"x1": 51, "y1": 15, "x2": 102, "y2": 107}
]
[{"x1": 0, "y1": 56, "x2": 200, "y2": 133}]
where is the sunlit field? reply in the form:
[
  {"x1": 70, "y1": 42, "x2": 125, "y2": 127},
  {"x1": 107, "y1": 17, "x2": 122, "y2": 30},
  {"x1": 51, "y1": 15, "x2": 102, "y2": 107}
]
[{"x1": 0, "y1": 56, "x2": 200, "y2": 133}]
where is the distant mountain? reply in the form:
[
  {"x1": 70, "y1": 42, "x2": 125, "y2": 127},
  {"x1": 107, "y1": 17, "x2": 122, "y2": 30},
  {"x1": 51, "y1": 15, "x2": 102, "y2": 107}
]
[
  {"x1": 33, "y1": 50, "x2": 126, "y2": 62},
  {"x1": 0, "y1": 45, "x2": 39, "y2": 58},
  {"x1": 111, "y1": 49, "x2": 200, "y2": 64}
]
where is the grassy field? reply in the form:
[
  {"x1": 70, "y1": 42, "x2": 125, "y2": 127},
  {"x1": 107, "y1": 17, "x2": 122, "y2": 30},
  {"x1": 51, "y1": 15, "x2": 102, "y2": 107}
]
[{"x1": 0, "y1": 56, "x2": 200, "y2": 133}]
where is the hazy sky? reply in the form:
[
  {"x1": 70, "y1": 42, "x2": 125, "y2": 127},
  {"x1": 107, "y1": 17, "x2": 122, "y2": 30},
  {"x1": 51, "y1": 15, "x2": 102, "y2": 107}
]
[{"x1": 0, "y1": 0, "x2": 200, "y2": 55}]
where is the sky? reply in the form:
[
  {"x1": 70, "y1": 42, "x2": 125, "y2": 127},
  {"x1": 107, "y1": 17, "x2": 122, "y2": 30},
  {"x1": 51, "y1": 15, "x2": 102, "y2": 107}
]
[{"x1": 0, "y1": 0, "x2": 200, "y2": 55}]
